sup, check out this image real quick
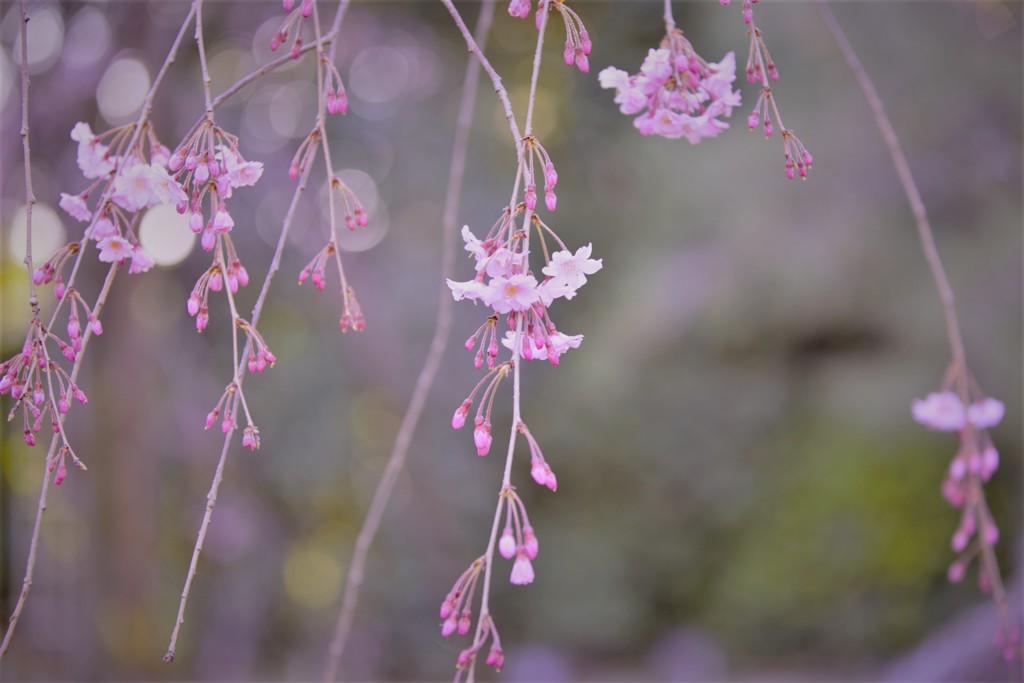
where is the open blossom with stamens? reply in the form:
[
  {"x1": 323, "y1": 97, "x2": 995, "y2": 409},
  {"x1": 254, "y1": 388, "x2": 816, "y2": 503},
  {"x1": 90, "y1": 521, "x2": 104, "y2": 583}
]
[
  {"x1": 541, "y1": 243, "x2": 602, "y2": 299},
  {"x1": 96, "y1": 236, "x2": 133, "y2": 264},
  {"x1": 600, "y1": 29, "x2": 740, "y2": 143}
]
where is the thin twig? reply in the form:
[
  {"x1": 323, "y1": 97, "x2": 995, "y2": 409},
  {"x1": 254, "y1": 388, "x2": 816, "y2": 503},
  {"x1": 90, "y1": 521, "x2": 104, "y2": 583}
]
[
  {"x1": 463, "y1": 4, "x2": 550, "y2": 681},
  {"x1": 440, "y1": 0, "x2": 522, "y2": 145},
  {"x1": 164, "y1": 3, "x2": 351, "y2": 661},
  {"x1": 814, "y1": 1, "x2": 965, "y2": 368},
  {"x1": 0, "y1": 263, "x2": 119, "y2": 660},
  {"x1": 815, "y1": 0, "x2": 1014, "y2": 664},
  {"x1": 321, "y1": 1, "x2": 496, "y2": 678}
]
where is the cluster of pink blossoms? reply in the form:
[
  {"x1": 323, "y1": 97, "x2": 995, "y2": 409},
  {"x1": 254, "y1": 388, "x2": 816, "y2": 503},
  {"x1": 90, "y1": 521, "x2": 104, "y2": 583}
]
[
  {"x1": 55, "y1": 122, "x2": 188, "y2": 275},
  {"x1": 911, "y1": 388, "x2": 1019, "y2": 658},
  {"x1": 599, "y1": 29, "x2": 741, "y2": 143}
]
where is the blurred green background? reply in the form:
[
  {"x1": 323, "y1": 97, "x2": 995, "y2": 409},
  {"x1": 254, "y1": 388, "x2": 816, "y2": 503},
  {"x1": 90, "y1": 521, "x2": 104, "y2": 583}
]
[{"x1": 0, "y1": 1, "x2": 1020, "y2": 680}]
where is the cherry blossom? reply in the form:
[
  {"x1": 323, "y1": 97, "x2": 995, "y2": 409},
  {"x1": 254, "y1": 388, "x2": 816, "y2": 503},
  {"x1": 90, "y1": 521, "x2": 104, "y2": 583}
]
[
  {"x1": 911, "y1": 391, "x2": 966, "y2": 431},
  {"x1": 96, "y1": 235, "x2": 133, "y2": 264},
  {"x1": 541, "y1": 243, "x2": 602, "y2": 298},
  {"x1": 600, "y1": 31, "x2": 741, "y2": 143}
]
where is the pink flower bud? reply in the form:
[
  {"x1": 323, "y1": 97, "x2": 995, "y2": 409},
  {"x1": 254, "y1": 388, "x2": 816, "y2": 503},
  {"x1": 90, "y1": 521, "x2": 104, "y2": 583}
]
[
  {"x1": 498, "y1": 528, "x2": 516, "y2": 559},
  {"x1": 510, "y1": 552, "x2": 534, "y2": 585},
  {"x1": 439, "y1": 597, "x2": 454, "y2": 619},
  {"x1": 523, "y1": 525, "x2": 538, "y2": 559},
  {"x1": 524, "y1": 183, "x2": 537, "y2": 211},
  {"x1": 201, "y1": 228, "x2": 216, "y2": 252},
  {"x1": 580, "y1": 30, "x2": 592, "y2": 55},
  {"x1": 983, "y1": 518, "x2": 999, "y2": 545},
  {"x1": 544, "y1": 162, "x2": 558, "y2": 188},
  {"x1": 187, "y1": 294, "x2": 200, "y2": 317},
  {"x1": 563, "y1": 42, "x2": 574, "y2": 66},
  {"x1": 951, "y1": 528, "x2": 970, "y2": 553},
  {"x1": 205, "y1": 408, "x2": 219, "y2": 430},
  {"x1": 452, "y1": 401, "x2": 471, "y2": 429},
  {"x1": 474, "y1": 419, "x2": 492, "y2": 456},
  {"x1": 575, "y1": 51, "x2": 590, "y2": 74},
  {"x1": 24, "y1": 429, "x2": 35, "y2": 447},
  {"x1": 441, "y1": 616, "x2": 457, "y2": 637},
  {"x1": 486, "y1": 645, "x2": 504, "y2": 670},
  {"x1": 54, "y1": 281, "x2": 66, "y2": 300},
  {"x1": 88, "y1": 317, "x2": 103, "y2": 335},
  {"x1": 194, "y1": 163, "x2": 210, "y2": 184},
  {"x1": 457, "y1": 609, "x2": 471, "y2": 635},
  {"x1": 196, "y1": 307, "x2": 209, "y2": 332},
  {"x1": 54, "y1": 460, "x2": 67, "y2": 485}
]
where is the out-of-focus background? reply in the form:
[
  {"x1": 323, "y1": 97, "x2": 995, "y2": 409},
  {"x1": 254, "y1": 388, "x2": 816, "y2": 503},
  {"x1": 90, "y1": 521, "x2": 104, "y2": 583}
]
[{"x1": 0, "y1": 1, "x2": 1020, "y2": 680}]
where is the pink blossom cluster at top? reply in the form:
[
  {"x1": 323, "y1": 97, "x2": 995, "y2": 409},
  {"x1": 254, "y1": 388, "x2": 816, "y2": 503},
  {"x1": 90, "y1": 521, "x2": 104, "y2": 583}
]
[{"x1": 599, "y1": 30, "x2": 741, "y2": 143}]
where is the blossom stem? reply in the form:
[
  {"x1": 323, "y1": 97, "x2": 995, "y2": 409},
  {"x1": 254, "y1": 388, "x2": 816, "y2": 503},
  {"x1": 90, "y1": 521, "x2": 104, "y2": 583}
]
[
  {"x1": 816, "y1": 0, "x2": 1011, "y2": 647},
  {"x1": 441, "y1": 0, "x2": 523, "y2": 145},
  {"x1": 465, "y1": 5, "x2": 550, "y2": 680},
  {"x1": 321, "y1": 2, "x2": 496, "y2": 678},
  {"x1": 194, "y1": 0, "x2": 215, "y2": 117},
  {"x1": 0, "y1": 263, "x2": 118, "y2": 660},
  {"x1": 664, "y1": 0, "x2": 676, "y2": 33}
]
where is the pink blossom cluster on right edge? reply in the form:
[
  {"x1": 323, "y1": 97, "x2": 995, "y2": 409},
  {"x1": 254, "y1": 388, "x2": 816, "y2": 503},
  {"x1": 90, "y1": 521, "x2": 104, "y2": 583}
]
[
  {"x1": 598, "y1": 32, "x2": 741, "y2": 143},
  {"x1": 911, "y1": 390, "x2": 1010, "y2": 587}
]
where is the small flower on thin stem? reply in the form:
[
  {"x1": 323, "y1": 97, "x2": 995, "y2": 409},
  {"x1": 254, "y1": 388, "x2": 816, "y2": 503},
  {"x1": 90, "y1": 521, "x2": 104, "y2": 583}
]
[
  {"x1": 519, "y1": 421, "x2": 558, "y2": 491},
  {"x1": 499, "y1": 487, "x2": 541, "y2": 583},
  {"x1": 237, "y1": 319, "x2": 276, "y2": 374},
  {"x1": 299, "y1": 241, "x2": 337, "y2": 291},
  {"x1": 439, "y1": 556, "x2": 484, "y2": 638},
  {"x1": 241, "y1": 424, "x2": 260, "y2": 450},
  {"x1": 339, "y1": 286, "x2": 365, "y2": 332}
]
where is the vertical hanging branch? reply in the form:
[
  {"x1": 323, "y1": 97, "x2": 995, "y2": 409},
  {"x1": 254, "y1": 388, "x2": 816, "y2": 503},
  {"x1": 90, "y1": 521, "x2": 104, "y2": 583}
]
[
  {"x1": 0, "y1": 0, "x2": 199, "y2": 659},
  {"x1": 816, "y1": 0, "x2": 1019, "y2": 666},
  {"x1": 437, "y1": 0, "x2": 601, "y2": 678},
  {"x1": 164, "y1": 0, "x2": 352, "y2": 663},
  {"x1": 321, "y1": 0, "x2": 496, "y2": 679}
]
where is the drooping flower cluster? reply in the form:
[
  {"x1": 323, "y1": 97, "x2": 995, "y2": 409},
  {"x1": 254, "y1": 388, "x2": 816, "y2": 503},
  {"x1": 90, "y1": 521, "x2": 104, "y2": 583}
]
[
  {"x1": 717, "y1": 0, "x2": 813, "y2": 178},
  {"x1": 508, "y1": 0, "x2": 592, "y2": 73},
  {"x1": 599, "y1": 29, "x2": 741, "y2": 143},
  {"x1": 440, "y1": 557, "x2": 505, "y2": 671},
  {"x1": 442, "y1": 131, "x2": 600, "y2": 676},
  {"x1": 911, "y1": 386, "x2": 1018, "y2": 659},
  {"x1": 55, "y1": 121, "x2": 185, "y2": 275}
]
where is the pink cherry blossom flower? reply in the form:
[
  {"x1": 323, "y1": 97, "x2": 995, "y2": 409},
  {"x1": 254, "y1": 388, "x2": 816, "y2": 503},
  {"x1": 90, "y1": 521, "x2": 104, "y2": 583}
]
[
  {"x1": 129, "y1": 245, "x2": 155, "y2": 274},
  {"x1": 71, "y1": 122, "x2": 116, "y2": 178},
  {"x1": 502, "y1": 330, "x2": 583, "y2": 361},
  {"x1": 509, "y1": 552, "x2": 535, "y2": 585},
  {"x1": 96, "y1": 236, "x2": 133, "y2": 264},
  {"x1": 542, "y1": 242, "x2": 603, "y2": 297},
  {"x1": 911, "y1": 391, "x2": 966, "y2": 431},
  {"x1": 59, "y1": 193, "x2": 91, "y2": 222},
  {"x1": 483, "y1": 273, "x2": 540, "y2": 314},
  {"x1": 447, "y1": 278, "x2": 487, "y2": 303},
  {"x1": 112, "y1": 162, "x2": 160, "y2": 211},
  {"x1": 967, "y1": 397, "x2": 1004, "y2": 429},
  {"x1": 88, "y1": 216, "x2": 118, "y2": 240},
  {"x1": 600, "y1": 31, "x2": 740, "y2": 144}
]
